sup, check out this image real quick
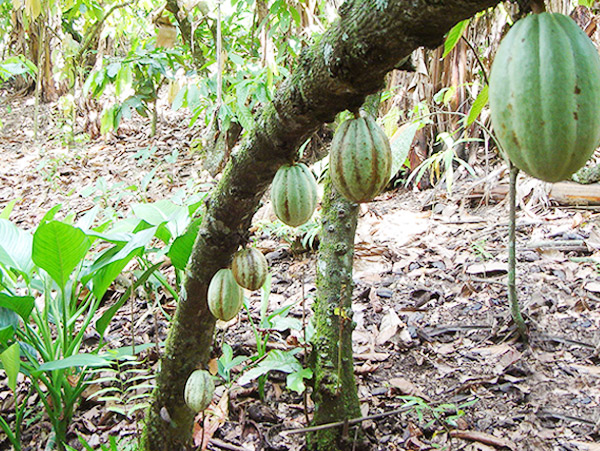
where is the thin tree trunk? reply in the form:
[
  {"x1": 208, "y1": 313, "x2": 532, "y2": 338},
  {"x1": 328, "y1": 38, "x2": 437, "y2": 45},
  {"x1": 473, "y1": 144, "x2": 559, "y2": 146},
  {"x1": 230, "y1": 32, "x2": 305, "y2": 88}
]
[
  {"x1": 142, "y1": 1, "x2": 501, "y2": 449},
  {"x1": 308, "y1": 175, "x2": 363, "y2": 451}
]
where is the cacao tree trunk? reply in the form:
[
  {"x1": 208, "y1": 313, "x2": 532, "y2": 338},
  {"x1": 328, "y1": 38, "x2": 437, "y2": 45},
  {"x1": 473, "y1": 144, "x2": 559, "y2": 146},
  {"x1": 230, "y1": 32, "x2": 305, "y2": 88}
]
[
  {"x1": 141, "y1": 1, "x2": 501, "y2": 449},
  {"x1": 308, "y1": 175, "x2": 363, "y2": 451}
]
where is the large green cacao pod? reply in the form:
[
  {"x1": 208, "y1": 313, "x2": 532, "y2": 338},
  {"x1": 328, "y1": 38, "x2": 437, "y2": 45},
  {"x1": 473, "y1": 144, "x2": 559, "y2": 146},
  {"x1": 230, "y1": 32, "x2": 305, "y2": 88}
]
[
  {"x1": 184, "y1": 369, "x2": 215, "y2": 413},
  {"x1": 489, "y1": 12, "x2": 600, "y2": 182},
  {"x1": 208, "y1": 269, "x2": 243, "y2": 321},
  {"x1": 271, "y1": 163, "x2": 318, "y2": 227},
  {"x1": 232, "y1": 248, "x2": 268, "y2": 291},
  {"x1": 330, "y1": 114, "x2": 392, "y2": 203}
]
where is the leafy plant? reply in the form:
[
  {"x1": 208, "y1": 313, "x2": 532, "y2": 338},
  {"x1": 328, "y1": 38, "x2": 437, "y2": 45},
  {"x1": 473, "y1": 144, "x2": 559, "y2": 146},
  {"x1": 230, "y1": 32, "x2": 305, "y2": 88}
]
[
  {"x1": 0, "y1": 192, "x2": 206, "y2": 449},
  {"x1": 235, "y1": 275, "x2": 313, "y2": 398},
  {"x1": 400, "y1": 395, "x2": 478, "y2": 433},
  {"x1": 406, "y1": 131, "x2": 479, "y2": 194},
  {"x1": 66, "y1": 434, "x2": 139, "y2": 451},
  {"x1": 0, "y1": 215, "x2": 157, "y2": 450},
  {"x1": 85, "y1": 355, "x2": 155, "y2": 420}
]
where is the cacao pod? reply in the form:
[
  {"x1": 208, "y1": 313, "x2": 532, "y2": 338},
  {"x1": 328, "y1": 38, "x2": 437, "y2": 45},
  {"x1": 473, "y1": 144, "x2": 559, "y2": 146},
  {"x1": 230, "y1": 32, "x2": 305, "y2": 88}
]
[
  {"x1": 232, "y1": 248, "x2": 268, "y2": 291},
  {"x1": 329, "y1": 114, "x2": 392, "y2": 203},
  {"x1": 208, "y1": 268, "x2": 243, "y2": 321},
  {"x1": 271, "y1": 163, "x2": 318, "y2": 227},
  {"x1": 184, "y1": 369, "x2": 215, "y2": 413},
  {"x1": 489, "y1": 12, "x2": 600, "y2": 182}
]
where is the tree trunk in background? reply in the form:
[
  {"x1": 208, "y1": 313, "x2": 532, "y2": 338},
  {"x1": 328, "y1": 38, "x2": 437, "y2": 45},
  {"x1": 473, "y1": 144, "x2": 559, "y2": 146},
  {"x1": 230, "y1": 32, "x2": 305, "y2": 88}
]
[
  {"x1": 141, "y1": 1, "x2": 502, "y2": 449},
  {"x1": 308, "y1": 176, "x2": 362, "y2": 451},
  {"x1": 165, "y1": 0, "x2": 207, "y2": 70}
]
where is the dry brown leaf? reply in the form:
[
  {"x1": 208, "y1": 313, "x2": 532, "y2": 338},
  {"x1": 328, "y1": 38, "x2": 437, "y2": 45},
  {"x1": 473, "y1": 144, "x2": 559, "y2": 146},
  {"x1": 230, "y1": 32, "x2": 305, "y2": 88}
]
[
  {"x1": 569, "y1": 364, "x2": 600, "y2": 376},
  {"x1": 466, "y1": 261, "x2": 508, "y2": 276},
  {"x1": 450, "y1": 430, "x2": 517, "y2": 450},
  {"x1": 388, "y1": 377, "x2": 427, "y2": 399},
  {"x1": 376, "y1": 308, "x2": 403, "y2": 345},
  {"x1": 193, "y1": 391, "x2": 229, "y2": 449},
  {"x1": 569, "y1": 441, "x2": 600, "y2": 451}
]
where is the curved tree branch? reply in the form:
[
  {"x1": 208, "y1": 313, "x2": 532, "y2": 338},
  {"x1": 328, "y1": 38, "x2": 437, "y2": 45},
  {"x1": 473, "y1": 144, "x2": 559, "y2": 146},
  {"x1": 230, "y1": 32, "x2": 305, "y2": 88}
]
[{"x1": 142, "y1": 1, "x2": 502, "y2": 449}]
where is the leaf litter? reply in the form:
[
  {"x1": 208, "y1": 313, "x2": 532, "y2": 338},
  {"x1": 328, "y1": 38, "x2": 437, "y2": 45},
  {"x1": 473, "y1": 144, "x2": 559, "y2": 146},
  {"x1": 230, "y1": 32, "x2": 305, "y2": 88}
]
[{"x1": 0, "y1": 98, "x2": 599, "y2": 450}]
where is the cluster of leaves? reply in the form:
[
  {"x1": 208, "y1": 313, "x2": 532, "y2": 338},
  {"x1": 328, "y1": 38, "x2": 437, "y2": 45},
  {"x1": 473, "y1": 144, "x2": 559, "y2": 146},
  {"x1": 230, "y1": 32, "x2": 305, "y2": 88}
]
[
  {"x1": 217, "y1": 274, "x2": 313, "y2": 398},
  {"x1": 0, "y1": 186, "x2": 206, "y2": 449}
]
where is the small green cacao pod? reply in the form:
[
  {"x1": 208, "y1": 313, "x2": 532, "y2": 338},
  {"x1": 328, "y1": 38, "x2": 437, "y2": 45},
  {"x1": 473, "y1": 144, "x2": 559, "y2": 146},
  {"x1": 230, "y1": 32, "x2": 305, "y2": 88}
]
[
  {"x1": 271, "y1": 163, "x2": 318, "y2": 227},
  {"x1": 330, "y1": 114, "x2": 392, "y2": 203},
  {"x1": 232, "y1": 248, "x2": 268, "y2": 291},
  {"x1": 184, "y1": 369, "x2": 215, "y2": 413},
  {"x1": 208, "y1": 269, "x2": 243, "y2": 321},
  {"x1": 489, "y1": 12, "x2": 600, "y2": 182}
]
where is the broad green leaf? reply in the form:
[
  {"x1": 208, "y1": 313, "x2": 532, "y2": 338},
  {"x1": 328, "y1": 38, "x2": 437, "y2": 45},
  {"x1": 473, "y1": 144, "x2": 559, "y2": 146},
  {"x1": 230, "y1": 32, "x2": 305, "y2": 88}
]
[
  {"x1": 95, "y1": 262, "x2": 162, "y2": 336},
  {"x1": 32, "y1": 221, "x2": 91, "y2": 290},
  {"x1": 237, "y1": 350, "x2": 302, "y2": 386},
  {"x1": 37, "y1": 353, "x2": 110, "y2": 371},
  {"x1": 270, "y1": 315, "x2": 302, "y2": 332},
  {"x1": 0, "y1": 343, "x2": 20, "y2": 391},
  {"x1": 0, "y1": 293, "x2": 34, "y2": 321},
  {"x1": 466, "y1": 84, "x2": 488, "y2": 126},
  {"x1": 0, "y1": 308, "x2": 18, "y2": 345},
  {"x1": 132, "y1": 200, "x2": 190, "y2": 239},
  {"x1": 0, "y1": 219, "x2": 34, "y2": 276},
  {"x1": 39, "y1": 205, "x2": 62, "y2": 225},
  {"x1": 579, "y1": 0, "x2": 594, "y2": 6},
  {"x1": 389, "y1": 122, "x2": 419, "y2": 180},
  {"x1": 286, "y1": 367, "x2": 312, "y2": 394},
  {"x1": 75, "y1": 206, "x2": 101, "y2": 232},
  {"x1": 168, "y1": 219, "x2": 201, "y2": 270},
  {"x1": 85, "y1": 227, "x2": 156, "y2": 300},
  {"x1": 171, "y1": 85, "x2": 187, "y2": 111},
  {"x1": 443, "y1": 19, "x2": 470, "y2": 58}
]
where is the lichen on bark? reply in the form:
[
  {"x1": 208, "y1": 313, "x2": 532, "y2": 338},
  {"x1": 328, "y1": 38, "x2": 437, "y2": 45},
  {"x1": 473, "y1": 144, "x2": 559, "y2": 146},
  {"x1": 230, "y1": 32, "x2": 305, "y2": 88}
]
[{"x1": 308, "y1": 175, "x2": 364, "y2": 451}]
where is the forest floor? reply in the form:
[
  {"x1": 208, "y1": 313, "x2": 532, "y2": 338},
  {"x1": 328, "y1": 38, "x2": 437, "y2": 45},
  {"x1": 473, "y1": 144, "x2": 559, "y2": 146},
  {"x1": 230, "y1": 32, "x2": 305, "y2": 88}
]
[{"x1": 0, "y1": 96, "x2": 599, "y2": 451}]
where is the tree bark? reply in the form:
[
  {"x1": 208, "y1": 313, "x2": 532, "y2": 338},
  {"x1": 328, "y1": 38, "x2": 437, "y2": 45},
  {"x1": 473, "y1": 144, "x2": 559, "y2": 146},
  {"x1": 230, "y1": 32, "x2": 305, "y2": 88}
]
[
  {"x1": 142, "y1": 1, "x2": 501, "y2": 449},
  {"x1": 308, "y1": 175, "x2": 363, "y2": 451}
]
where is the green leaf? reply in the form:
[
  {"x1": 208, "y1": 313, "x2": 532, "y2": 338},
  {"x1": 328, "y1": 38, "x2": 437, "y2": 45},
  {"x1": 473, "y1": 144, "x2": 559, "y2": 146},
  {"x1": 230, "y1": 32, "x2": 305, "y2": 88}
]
[
  {"x1": 443, "y1": 19, "x2": 470, "y2": 58},
  {"x1": 0, "y1": 293, "x2": 35, "y2": 321},
  {"x1": 0, "y1": 199, "x2": 18, "y2": 220},
  {"x1": 286, "y1": 367, "x2": 312, "y2": 394},
  {"x1": 0, "y1": 308, "x2": 18, "y2": 345},
  {"x1": 37, "y1": 353, "x2": 110, "y2": 372},
  {"x1": 32, "y1": 221, "x2": 91, "y2": 290},
  {"x1": 132, "y1": 200, "x2": 190, "y2": 239},
  {"x1": 579, "y1": 0, "x2": 594, "y2": 6},
  {"x1": 168, "y1": 218, "x2": 201, "y2": 270},
  {"x1": 237, "y1": 350, "x2": 302, "y2": 386},
  {"x1": 0, "y1": 343, "x2": 20, "y2": 391},
  {"x1": 466, "y1": 84, "x2": 488, "y2": 126},
  {"x1": 86, "y1": 227, "x2": 156, "y2": 300},
  {"x1": 172, "y1": 85, "x2": 187, "y2": 111},
  {"x1": 389, "y1": 122, "x2": 419, "y2": 180},
  {"x1": 236, "y1": 103, "x2": 255, "y2": 131},
  {"x1": 0, "y1": 219, "x2": 34, "y2": 277},
  {"x1": 39, "y1": 205, "x2": 62, "y2": 225}
]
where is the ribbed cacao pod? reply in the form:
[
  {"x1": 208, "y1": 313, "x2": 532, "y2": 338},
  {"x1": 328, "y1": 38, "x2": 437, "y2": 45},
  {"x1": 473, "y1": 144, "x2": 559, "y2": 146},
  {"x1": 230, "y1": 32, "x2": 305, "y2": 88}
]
[
  {"x1": 232, "y1": 248, "x2": 268, "y2": 291},
  {"x1": 271, "y1": 163, "x2": 318, "y2": 227},
  {"x1": 489, "y1": 13, "x2": 600, "y2": 182},
  {"x1": 329, "y1": 114, "x2": 392, "y2": 203},
  {"x1": 184, "y1": 369, "x2": 215, "y2": 413},
  {"x1": 208, "y1": 269, "x2": 243, "y2": 321}
]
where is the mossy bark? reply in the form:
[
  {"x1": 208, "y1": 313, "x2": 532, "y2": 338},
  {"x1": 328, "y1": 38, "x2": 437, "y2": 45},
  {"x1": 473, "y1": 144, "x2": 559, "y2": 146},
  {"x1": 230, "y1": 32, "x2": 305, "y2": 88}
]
[
  {"x1": 308, "y1": 176, "x2": 363, "y2": 451},
  {"x1": 142, "y1": 1, "x2": 502, "y2": 449}
]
